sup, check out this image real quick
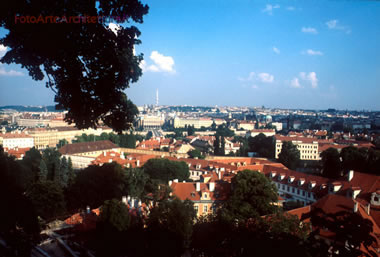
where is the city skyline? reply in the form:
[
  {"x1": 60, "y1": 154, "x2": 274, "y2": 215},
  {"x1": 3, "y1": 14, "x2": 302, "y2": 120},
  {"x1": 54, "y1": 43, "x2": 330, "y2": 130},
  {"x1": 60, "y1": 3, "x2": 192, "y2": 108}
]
[{"x1": 0, "y1": 0, "x2": 379, "y2": 110}]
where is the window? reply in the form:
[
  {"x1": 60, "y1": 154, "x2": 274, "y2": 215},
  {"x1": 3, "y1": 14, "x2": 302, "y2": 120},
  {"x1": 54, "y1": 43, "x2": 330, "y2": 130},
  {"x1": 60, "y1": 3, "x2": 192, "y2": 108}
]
[
  {"x1": 297, "y1": 189, "x2": 300, "y2": 194},
  {"x1": 282, "y1": 185, "x2": 285, "y2": 190},
  {"x1": 204, "y1": 193, "x2": 208, "y2": 198},
  {"x1": 287, "y1": 186, "x2": 290, "y2": 192},
  {"x1": 302, "y1": 191, "x2": 305, "y2": 196},
  {"x1": 203, "y1": 205, "x2": 208, "y2": 213},
  {"x1": 194, "y1": 205, "x2": 198, "y2": 212},
  {"x1": 308, "y1": 192, "x2": 311, "y2": 198},
  {"x1": 292, "y1": 188, "x2": 295, "y2": 193}
]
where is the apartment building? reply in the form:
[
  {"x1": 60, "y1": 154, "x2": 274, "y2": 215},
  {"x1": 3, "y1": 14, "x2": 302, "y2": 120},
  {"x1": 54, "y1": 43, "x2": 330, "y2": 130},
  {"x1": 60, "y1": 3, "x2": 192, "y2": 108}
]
[
  {"x1": 275, "y1": 135, "x2": 320, "y2": 160},
  {"x1": 25, "y1": 126, "x2": 113, "y2": 149},
  {"x1": 0, "y1": 132, "x2": 34, "y2": 149}
]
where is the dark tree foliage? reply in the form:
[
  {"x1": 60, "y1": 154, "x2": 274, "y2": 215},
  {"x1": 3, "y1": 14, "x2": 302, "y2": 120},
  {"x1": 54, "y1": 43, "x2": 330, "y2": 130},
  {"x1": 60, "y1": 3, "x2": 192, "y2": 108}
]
[
  {"x1": 248, "y1": 133, "x2": 275, "y2": 158},
  {"x1": 220, "y1": 170, "x2": 278, "y2": 222},
  {"x1": 21, "y1": 147, "x2": 42, "y2": 182},
  {"x1": 191, "y1": 213, "x2": 311, "y2": 257},
  {"x1": 26, "y1": 180, "x2": 66, "y2": 220},
  {"x1": 143, "y1": 158, "x2": 190, "y2": 183},
  {"x1": 311, "y1": 208, "x2": 377, "y2": 257},
  {"x1": 146, "y1": 131, "x2": 153, "y2": 140},
  {"x1": 278, "y1": 141, "x2": 301, "y2": 170},
  {"x1": 94, "y1": 199, "x2": 144, "y2": 257},
  {"x1": 145, "y1": 198, "x2": 196, "y2": 257},
  {"x1": 42, "y1": 147, "x2": 62, "y2": 181},
  {"x1": 321, "y1": 147, "x2": 342, "y2": 178},
  {"x1": 66, "y1": 163, "x2": 127, "y2": 210},
  {"x1": 124, "y1": 167, "x2": 150, "y2": 199},
  {"x1": 188, "y1": 149, "x2": 205, "y2": 159},
  {"x1": 187, "y1": 125, "x2": 195, "y2": 136},
  {"x1": 0, "y1": 0, "x2": 148, "y2": 132},
  {"x1": 340, "y1": 146, "x2": 380, "y2": 175},
  {"x1": 0, "y1": 146, "x2": 40, "y2": 255},
  {"x1": 216, "y1": 124, "x2": 234, "y2": 137},
  {"x1": 56, "y1": 138, "x2": 68, "y2": 148}
]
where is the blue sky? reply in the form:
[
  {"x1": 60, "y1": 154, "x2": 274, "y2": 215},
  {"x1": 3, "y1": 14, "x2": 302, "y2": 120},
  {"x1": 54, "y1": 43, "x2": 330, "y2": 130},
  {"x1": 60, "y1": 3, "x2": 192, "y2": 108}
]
[{"x1": 0, "y1": 0, "x2": 379, "y2": 110}]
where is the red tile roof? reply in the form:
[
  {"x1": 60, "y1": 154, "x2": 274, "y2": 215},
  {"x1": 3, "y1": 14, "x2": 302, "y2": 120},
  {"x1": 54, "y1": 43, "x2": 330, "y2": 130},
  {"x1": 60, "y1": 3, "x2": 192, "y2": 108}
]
[{"x1": 59, "y1": 140, "x2": 118, "y2": 155}]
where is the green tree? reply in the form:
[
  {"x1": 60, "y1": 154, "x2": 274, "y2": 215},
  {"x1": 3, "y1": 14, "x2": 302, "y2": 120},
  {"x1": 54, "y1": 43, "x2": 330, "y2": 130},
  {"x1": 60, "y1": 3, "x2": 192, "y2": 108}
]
[
  {"x1": 187, "y1": 125, "x2": 195, "y2": 136},
  {"x1": 321, "y1": 147, "x2": 342, "y2": 178},
  {"x1": 221, "y1": 136, "x2": 225, "y2": 156},
  {"x1": 124, "y1": 167, "x2": 150, "y2": 199},
  {"x1": 56, "y1": 139, "x2": 68, "y2": 148},
  {"x1": 211, "y1": 121, "x2": 217, "y2": 131},
  {"x1": 216, "y1": 124, "x2": 234, "y2": 137},
  {"x1": 0, "y1": 146, "x2": 40, "y2": 255},
  {"x1": 0, "y1": 0, "x2": 148, "y2": 132},
  {"x1": 38, "y1": 159, "x2": 48, "y2": 182},
  {"x1": 146, "y1": 131, "x2": 153, "y2": 140},
  {"x1": 220, "y1": 170, "x2": 278, "y2": 222},
  {"x1": 67, "y1": 157, "x2": 75, "y2": 186},
  {"x1": 146, "y1": 198, "x2": 196, "y2": 257},
  {"x1": 143, "y1": 158, "x2": 190, "y2": 183},
  {"x1": 278, "y1": 141, "x2": 301, "y2": 170},
  {"x1": 67, "y1": 163, "x2": 127, "y2": 210},
  {"x1": 188, "y1": 149, "x2": 205, "y2": 159},
  {"x1": 311, "y1": 208, "x2": 377, "y2": 257},
  {"x1": 59, "y1": 156, "x2": 69, "y2": 187},
  {"x1": 22, "y1": 147, "x2": 42, "y2": 181},
  {"x1": 26, "y1": 180, "x2": 66, "y2": 220},
  {"x1": 248, "y1": 133, "x2": 274, "y2": 158},
  {"x1": 213, "y1": 136, "x2": 221, "y2": 155},
  {"x1": 95, "y1": 199, "x2": 134, "y2": 256},
  {"x1": 42, "y1": 148, "x2": 61, "y2": 181}
]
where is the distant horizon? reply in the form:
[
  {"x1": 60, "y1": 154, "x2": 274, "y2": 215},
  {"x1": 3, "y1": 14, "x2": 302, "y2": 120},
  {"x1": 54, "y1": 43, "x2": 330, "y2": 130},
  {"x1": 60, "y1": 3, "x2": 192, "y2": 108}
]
[{"x1": 1, "y1": 104, "x2": 379, "y2": 112}]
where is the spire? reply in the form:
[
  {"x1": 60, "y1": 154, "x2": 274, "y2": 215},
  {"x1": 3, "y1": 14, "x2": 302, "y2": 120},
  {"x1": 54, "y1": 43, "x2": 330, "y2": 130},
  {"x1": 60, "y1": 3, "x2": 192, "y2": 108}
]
[{"x1": 156, "y1": 89, "x2": 159, "y2": 106}]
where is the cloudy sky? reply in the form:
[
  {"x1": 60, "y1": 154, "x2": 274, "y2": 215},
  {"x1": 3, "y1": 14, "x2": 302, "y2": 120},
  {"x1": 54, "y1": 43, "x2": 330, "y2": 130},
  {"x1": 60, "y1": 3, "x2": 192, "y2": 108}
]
[{"x1": 0, "y1": 0, "x2": 379, "y2": 110}]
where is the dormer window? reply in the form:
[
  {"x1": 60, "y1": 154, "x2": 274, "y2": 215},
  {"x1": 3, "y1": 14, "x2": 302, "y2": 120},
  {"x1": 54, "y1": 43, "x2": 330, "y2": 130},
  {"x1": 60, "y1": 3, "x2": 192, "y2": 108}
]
[
  {"x1": 278, "y1": 173, "x2": 285, "y2": 181},
  {"x1": 196, "y1": 164, "x2": 201, "y2": 170},
  {"x1": 298, "y1": 179, "x2": 305, "y2": 186},
  {"x1": 270, "y1": 171, "x2": 277, "y2": 178},
  {"x1": 191, "y1": 192, "x2": 196, "y2": 198},
  {"x1": 288, "y1": 176, "x2": 295, "y2": 183},
  {"x1": 309, "y1": 181, "x2": 316, "y2": 189}
]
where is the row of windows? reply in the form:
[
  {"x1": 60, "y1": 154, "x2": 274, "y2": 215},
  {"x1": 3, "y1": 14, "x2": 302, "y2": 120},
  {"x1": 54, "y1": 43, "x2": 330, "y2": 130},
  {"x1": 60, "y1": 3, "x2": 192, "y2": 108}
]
[
  {"x1": 301, "y1": 155, "x2": 317, "y2": 159},
  {"x1": 276, "y1": 183, "x2": 313, "y2": 198},
  {"x1": 301, "y1": 150, "x2": 317, "y2": 154}
]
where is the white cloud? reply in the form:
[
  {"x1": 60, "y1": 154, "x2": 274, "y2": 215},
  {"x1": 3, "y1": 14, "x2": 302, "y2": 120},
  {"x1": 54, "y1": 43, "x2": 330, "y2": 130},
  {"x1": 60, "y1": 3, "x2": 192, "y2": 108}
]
[
  {"x1": 299, "y1": 71, "x2": 318, "y2": 88},
  {"x1": 0, "y1": 65, "x2": 24, "y2": 76},
  {"x1": 262, "y1": 4, "x2": 280, "y2": 15},
  {"x1": 286, "y1": 6, "x2": 295, "y2": 11},
  {"x1": 141, "y1": 51, "x2": 175, "y2": 73},
  {"x1": 239, "y1": 71, "x2": 274, "y2": 83},
  {"x1": 108, "y1": 23, "x2": 121, "y2": 34},
  {"x1": 326, "y1": 19, "x2": 351, "y2": 34},
  {"x1": 257, "y1": 73, "x2": 274, "y2": 83},
  {"x1": 301, "y1": 27, "x2": 318, "y2": 34},
  {"x1": 303, "y1": 49, "x2": 323, "y2": 56},
  {"x1": 273, "y1": 47, "x2": 280, "y2": 54},
  {"x1": 326, "y1": 19, "x2": 338, "y2": 29},
  {"x1": 0, "y1": 44, "x2": 7, "y2": 58},
  {"x1": 290, "y1": 77, "x2": 301, "y2": 88}
]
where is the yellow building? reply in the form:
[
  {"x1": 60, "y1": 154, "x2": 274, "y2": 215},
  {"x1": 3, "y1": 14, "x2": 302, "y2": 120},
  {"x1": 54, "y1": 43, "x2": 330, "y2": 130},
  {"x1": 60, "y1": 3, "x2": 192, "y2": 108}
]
[
  {"x1": 25, "y1": 126, "x2": 113, "y2": 149},
  {"x1": 275, "y1": 135, "x2": 319, "y2": 160}
]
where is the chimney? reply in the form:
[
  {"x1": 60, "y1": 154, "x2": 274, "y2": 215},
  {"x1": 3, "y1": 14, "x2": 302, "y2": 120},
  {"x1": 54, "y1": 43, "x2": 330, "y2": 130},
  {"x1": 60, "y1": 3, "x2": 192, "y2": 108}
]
[
  {"x1": 348, "y1": 170, "x2": 354, "y2": 181},
  {"x1": 136, "y1": 160, "x2": 140, "y2": 167},
  {"x1": 209, "y1": 182, "x2": 215, "y2": 192},
  {"x1": 168, "y1": 180, "x2": 173, "y2": 186},
  {"x1": 86, "y1": 206, "x2": 91, "y2": 214},
  {"x1": 354, "y1": 202, "x2": 358, "y2": 213},
  {"x1": 122, "y1": 196, "x2": 127, "y2": 204},
  {"x1": 196, "y1": 182, "x2": 201, "y2": 192}
]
